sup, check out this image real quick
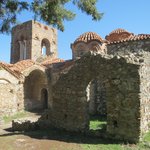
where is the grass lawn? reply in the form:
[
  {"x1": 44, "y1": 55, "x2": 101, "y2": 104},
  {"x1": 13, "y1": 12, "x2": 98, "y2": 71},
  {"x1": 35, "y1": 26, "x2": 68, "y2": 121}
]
[
  {"x1": 89, "y1": 115, "x2": 107, "y2": 131},
  {"x1": 85, "y1": 115, "x2": 150, "y2": 150},
  {"x1": 81, "y1": 129, "x2": 150, "y2": 150},
  {"x1": 2, "y1": 111, "x2": 30, "y2": 124}
]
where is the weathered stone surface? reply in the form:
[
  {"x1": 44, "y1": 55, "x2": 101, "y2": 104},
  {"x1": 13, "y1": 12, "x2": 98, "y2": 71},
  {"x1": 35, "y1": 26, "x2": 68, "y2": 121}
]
[
  {"x1": 0, "y1": 69, "x2": 23, "y2": 116},
  {"x1": 46, "y1": 52, "x2": 141, "y2": 142},
  {"x1": 12, "y1": 119, "x2": 38, "y2": 131}
]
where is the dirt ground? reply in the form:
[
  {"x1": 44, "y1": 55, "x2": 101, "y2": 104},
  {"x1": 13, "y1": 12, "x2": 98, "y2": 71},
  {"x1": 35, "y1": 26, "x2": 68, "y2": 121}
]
[{"x1": 0, "y1": 113, "x2": 83, "y2": 150}]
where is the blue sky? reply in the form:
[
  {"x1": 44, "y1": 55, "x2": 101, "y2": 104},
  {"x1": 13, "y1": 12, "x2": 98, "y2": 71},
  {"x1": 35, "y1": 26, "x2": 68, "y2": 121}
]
[{"x1": 0, "y1": 0, "x2": 150, "y2": 63}]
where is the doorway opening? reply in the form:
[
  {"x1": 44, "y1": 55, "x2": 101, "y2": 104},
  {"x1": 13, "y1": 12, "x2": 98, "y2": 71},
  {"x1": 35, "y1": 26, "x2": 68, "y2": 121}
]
[
  {"x1": 24, "y1": 70, "x2": 47, "y2": 112},
  {"x1": 41, "y1": 88, "x2": 48, "y2": 109},
  {"x1": 86, "y1": 79, "x2": 107, "y2": 132}
]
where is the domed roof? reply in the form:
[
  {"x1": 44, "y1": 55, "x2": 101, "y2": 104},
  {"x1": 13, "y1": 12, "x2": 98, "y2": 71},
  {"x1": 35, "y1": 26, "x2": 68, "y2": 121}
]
[
  {"x1": 106, "y1": 28, "x2": 133, "y2": 43},
  {"x1": 74, "y1": 32, "x2": 103, "y2": 44},
  {"x1": 108, "y1": 28, "x2": 130, "y2": 35}
]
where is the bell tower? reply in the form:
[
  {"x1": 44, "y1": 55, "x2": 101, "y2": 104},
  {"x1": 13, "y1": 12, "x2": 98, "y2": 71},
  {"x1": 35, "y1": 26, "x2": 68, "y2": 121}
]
[{"x1": 11, "y1": 20, "x2": 58, "y2": 63}]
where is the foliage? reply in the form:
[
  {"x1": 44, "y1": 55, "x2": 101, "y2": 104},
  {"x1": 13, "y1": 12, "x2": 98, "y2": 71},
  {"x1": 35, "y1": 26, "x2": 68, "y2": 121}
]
[
  {"x1": 0, "y1": 0, "x2": 103, "y2": 33},
  {"x1": 0, "y1": 0, "x2": 29, "y2": 33}
]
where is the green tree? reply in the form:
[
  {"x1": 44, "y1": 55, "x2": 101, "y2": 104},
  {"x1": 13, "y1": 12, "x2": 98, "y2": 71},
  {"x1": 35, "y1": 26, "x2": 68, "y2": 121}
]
[{"x1": 0, "y1": 0, "x2": 103, "y2": 33}]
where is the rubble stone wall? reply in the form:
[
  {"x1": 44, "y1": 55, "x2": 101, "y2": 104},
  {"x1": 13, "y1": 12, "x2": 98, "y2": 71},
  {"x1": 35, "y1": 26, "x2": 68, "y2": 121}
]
[
  {"x1": 139, "y1": 53, "x2": 150, "y2": 135},
  {"x1": 107, "y1": 39, "x2": 150, "y2": 56},
  {"x1": 49, "y1": 52, "x2": 141, "y2": 142}
]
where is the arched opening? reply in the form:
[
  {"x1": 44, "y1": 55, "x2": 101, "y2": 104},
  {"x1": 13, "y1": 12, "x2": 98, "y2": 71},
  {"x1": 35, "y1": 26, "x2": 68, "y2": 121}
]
[
  {"x1": 41, "y1": 38, "x2": 51, "y2": 56},
  {"x1": 24, "y1": 69, "x2": 47, "y2": 112},
  {"x1": 18, "y1": 35, "x2": 27, "y2": 60},
  {"x1": 41, "y1": 88, "x2": 48, "y2": 109},
  {"x1": 13, "y1": 40, "x2": 20, "y2": 62},
  {"x1": 86, "y1": 78, "x2": 107, "y2": 132}
]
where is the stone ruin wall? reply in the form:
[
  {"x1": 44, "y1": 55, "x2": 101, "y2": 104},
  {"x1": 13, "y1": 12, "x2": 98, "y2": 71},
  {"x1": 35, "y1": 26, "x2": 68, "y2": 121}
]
[
  {"x1": 107, "y1": 39, "x2": 150, "y2": 56},
  {"x1": 42, "y1": 38, "x2": 150, "y2": 142},
  {"x1": 46, "y1": 52, "x2": 141, "y2": 142},
  {"x1": 107, "y1": 39, "x2": 150, "y2": 137},
  {"x1": 139, "y1": 54, "x2": 150, "y2": 135}
]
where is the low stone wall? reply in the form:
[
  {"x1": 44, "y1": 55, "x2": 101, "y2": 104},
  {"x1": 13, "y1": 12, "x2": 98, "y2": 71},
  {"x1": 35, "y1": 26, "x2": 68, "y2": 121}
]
[{"x1": 12, "y1": 120, "x2": 37, "y2": 131}]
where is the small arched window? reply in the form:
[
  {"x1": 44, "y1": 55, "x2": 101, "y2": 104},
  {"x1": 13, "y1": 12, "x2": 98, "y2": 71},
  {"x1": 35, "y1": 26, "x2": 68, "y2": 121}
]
[{"x1": 41, "y1": 39, "x2": 50, "y2": 56}]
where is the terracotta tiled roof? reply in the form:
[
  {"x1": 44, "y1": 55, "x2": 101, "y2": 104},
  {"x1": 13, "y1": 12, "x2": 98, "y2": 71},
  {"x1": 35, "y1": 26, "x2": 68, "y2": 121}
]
[
  {"x1": 11, "y1": 60, "x2": 35, "y2": 72},
  {"x1": 108, "y1": 34, "x2": 150, "y2": 44},
  {"x1": 106, "y1": 28, "x2": 133, "y2": 43},
  {"x1": 108, "y1": 28, "x2": 131, "y2": 35},
  {"x1": 41, "y1": 58, "x2": 65, "y2": 67},
  {"x1": 52, "y1": 60, "x2": 75, "y2": 72},
  {"x1": 74, "y1": 32, "x2": 103, "y2": 44},
  {"x1": 0, "y1": 62, "x2": 21, "y2": 79},
  {"x1": 56, "y1": 60, "x2": 74, "y2": 70}
]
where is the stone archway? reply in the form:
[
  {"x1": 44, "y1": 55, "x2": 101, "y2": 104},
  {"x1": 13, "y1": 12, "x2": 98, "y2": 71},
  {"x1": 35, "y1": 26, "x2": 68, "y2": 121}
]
[
  {"x1": 51, "y1": 52, "x2": 140, "y2": 142},
  {"x1": 24, "y1": 69, "x2": 48, "y2": 111}
]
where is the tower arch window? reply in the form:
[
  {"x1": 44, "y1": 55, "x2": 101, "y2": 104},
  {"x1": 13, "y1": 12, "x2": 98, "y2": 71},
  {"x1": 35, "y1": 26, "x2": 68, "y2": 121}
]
[{"x1": 41, "y1": 39, "x2": 51, "y2": 56}]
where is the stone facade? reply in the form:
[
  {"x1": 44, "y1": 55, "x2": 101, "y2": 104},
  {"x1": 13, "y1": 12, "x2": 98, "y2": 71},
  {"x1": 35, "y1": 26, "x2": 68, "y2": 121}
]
[
  {"x1": 48, "y1": 52, "x2": 141, "y2": 142},
  {"x1": 0, "y1": 66, "x2": 23, "y2": 116},
  {"x1": 0, "y1": 21, "x2": 150, "y2": 143}
]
